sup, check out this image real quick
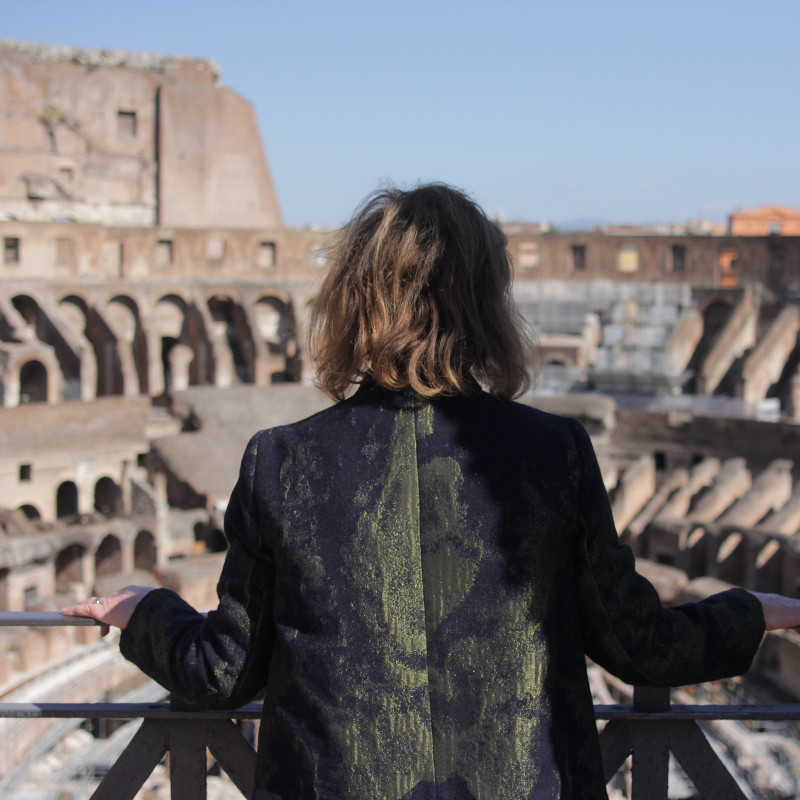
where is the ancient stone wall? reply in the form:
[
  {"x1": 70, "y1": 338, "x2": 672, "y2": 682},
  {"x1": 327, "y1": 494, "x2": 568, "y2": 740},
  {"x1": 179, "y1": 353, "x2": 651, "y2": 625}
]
[{"x1": 0, "y1": 40, "x2": 281, "y2": 229}]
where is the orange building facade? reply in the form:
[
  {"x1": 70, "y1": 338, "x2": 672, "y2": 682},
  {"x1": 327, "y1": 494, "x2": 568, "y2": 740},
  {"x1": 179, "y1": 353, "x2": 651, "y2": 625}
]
[{"x1": 729, "y1": 206, "x2": 800, "y2": 236}]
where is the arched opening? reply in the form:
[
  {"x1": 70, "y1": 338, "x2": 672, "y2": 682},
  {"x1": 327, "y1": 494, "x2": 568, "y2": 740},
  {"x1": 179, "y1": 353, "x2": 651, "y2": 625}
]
[
  {"x1": 134, "y1": 530, "x2": 157, "y2": 571},
  {"x1": 55, "y1": 544, "x2": 85, "y2": 590},
  {"x1": 14, "y1": 294, "x2": 81, "y2": 400},
  {"x1": 715, "y1": 532, "x2": 746, "y2": 585},
  {"x1": 95, "y1": 534, "x2": 122, "y2": 577},
  {"x1": 17, "y1": 504, "x2": 41, "y2": 520},
  {"x1": 684, "y1": 527, "x2": 708, "y2": 579},
  {"x1": 59, "y1": 294, "x2": 125, "y2": 399},
  {"x1": 94, "y1": 477, "x2": 123, "y2": 516},
  {"x1": 755, "y1": 539, "x2": 783, "y2": 593},
  {"x1": 56, "y1": 481, "x2": 79, "y2": 518},
  {"x1": 109, "y1": 295, "x2": 148, "y2": 393},
  {"x1": 161, "y1": 335, "x2": 178, "y2": 392},
  {"x1": 207, "y1": 295, "x2": 254, "y2": 383},
  {"x1": 11, "y1": 294, "x2": 40, "y2": 327},
  {"x1": 254, "y1": 296, "x2": 300, "y2": 382},
  {"x1": 154, "y1": 295, "x2": 209, "y2": 392},
  {"x1": 684, "y1": 299, "x2": 735, "y2": 394},
  {"x1": 19, "y1": 360, "x2": 48, "y2": 403}
]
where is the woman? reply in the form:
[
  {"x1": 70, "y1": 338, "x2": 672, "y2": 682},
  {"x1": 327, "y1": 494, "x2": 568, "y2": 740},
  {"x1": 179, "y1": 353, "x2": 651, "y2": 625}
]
[{"x1": 64, "y1": 184, "x2": 800, "y2": 799}]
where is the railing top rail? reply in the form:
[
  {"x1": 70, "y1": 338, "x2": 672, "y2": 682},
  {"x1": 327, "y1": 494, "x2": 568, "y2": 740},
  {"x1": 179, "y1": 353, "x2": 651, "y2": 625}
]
[
  {"x1": 595, "y1": 703, "x2": 800, "y2": 720},
  {"x1": 1, "y1": 614, "x2": 798, "y2": 725},
  {"x1": 0, "y1": 611, "x2": 99, "y2": 626},
  {"x1": 0, "y1": 702, "x2": 264, "y2": 719},
  {"x1": 0, "y1": 701, "x2": 798, "y2": 721}
]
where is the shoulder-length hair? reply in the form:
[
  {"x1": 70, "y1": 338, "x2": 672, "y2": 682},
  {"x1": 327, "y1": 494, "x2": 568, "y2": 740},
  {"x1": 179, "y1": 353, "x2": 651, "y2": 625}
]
[{"x1": 309, "y1": 183, "x2": 537, "y2": 400}]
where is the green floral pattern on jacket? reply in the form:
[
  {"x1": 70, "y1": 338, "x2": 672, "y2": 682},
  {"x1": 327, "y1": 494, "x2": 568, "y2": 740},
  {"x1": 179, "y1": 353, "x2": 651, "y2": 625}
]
[{"x1": 121, "y1": 386, "x2": 765, "y2": 799}]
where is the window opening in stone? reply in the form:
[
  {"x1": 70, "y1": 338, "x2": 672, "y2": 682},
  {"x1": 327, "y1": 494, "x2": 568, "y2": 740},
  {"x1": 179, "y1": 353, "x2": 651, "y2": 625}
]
[
  {"x1": 117, "y1": 110, "x2": 137, "y2": 139},
  {"x1": 56, "y1": 481, "x2": 79, "y2": 518},
  {"x1": 19, "y1": 360, "x2": 48, "y2": 404},
  {"x1": 617, "y1": 243, "x2": 639, "y2": 273},
  {"x1": 719, "y1": 248, "x2": 738, "y2": 288},
  {"x1": 207, "y1": 237, "x2": 225, "y2": 268},
  {"x1": 571, "y1": 245, "x2": 586, "y2": 272},
  {"x1": 19, "y1": 464, "x2": 31, "y2": 482},
  {"x1": 258, "y1": 241, "x2": 276, "y2": 269},
  {"x1": 94, "y1": 477, "x2": 122, "y2": 516},
  {"x1": 156, "y1": 239, "x2": 173, "y2": 268},
  {"x1": 670, "y1": 245, "x2": 686, "y2": 273},
  {"x1": 4, "y1": 236, "x2": 20, "y2": 265}
]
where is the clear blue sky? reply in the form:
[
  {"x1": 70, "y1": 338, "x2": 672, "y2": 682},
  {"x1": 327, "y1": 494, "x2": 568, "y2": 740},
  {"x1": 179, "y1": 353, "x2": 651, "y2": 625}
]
[{"x1": 4, "y1": 0, "x2": 799, "y2": 228}]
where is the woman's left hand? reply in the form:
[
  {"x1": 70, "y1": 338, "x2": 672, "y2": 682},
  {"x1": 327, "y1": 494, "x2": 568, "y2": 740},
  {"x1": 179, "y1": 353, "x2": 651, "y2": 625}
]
[{"x1": 61, "y1": 585, "x2": 156, "y2": 636}]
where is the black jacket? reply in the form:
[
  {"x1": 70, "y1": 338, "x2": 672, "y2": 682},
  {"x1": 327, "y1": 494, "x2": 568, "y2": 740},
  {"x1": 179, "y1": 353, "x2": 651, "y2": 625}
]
[{"x1": 122, "y1": 386, "x2": 764, "y2": 799}]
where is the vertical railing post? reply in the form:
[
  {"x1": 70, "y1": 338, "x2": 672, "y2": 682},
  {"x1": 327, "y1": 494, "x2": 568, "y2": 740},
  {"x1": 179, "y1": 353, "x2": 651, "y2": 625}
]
[
  {"x1": 167, "y1": 720, "x2": 209, "y2": 800},
  {"x1": 631, "y1": 686, "x2": 671, "y2": 800}
]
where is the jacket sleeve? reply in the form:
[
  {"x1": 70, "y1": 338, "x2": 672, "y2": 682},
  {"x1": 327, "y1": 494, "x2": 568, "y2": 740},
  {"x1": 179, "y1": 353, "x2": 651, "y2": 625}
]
[
  {"x1": 570, "y1": 419, "x2": 765, "y2": 687},
  {"x1": 120, "y1": 432, "x2": 276, "y2": 708}
]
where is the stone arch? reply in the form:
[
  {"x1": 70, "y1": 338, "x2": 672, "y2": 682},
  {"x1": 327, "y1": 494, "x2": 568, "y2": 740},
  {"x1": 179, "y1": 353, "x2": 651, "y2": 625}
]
[
  {"x1": 207, "y1": 294, "x2": 255, "y2": 384},
  {"x1": 60, "y1": 293, "x2": 124, "y2": 398},
  {"x1": 700, "y1": 299, "x2": 735, "y2": 342},
  {"x1": 57, "y1": 294, "x2": 90, "y2": 330},
  {"x1": 95, "y1": 534, "x2": 122, "y2": 577},
  {"x1": 134, "y1": 530, "x2": 157, "y2": 571},
  {"x1": 56, "y1": 480, "x2": 79, "y2": 518},
  {"x1": 18, "y1": 504, "x2": 41, "y2": 520},
  {"x1": 108, "y1": 295, "x2": 148, "y2": 393},
  {"x1": 13, "y1": 294, "x2": 81, "y2": 400},
  {"x1": 683, "y1": 526, "x2": 710, "y2": 579},
  {"x1": 94, "y1": 476, "x2": 123, "y2": 516},
  {"x1": 152, "y1": 294, "x2": 209, "y2": 393},
  {"x1": 55, "y1": 543, "x2": 86, "y2": 590},
  {"x1": 19, "y1": 359, "x2": 48, "y2": 403},
  {"x1": 154, "y1": 295, "x2": 188, "y2": 393},
  {"x1": 755, "y1": 539, "x2": 783, "y2": 592},
  {"x1": 715, "y1": 531, "x2": 746, "y2": 585},
  {"x1": 684, "y1": 297, "x2": 736, "y2": 394},
  {"x1": 11, "y1": 294, "x2": 40, "y2": 327},
  {"x1": 254, "y1": 295, "x2": 300, "y2": 382}
]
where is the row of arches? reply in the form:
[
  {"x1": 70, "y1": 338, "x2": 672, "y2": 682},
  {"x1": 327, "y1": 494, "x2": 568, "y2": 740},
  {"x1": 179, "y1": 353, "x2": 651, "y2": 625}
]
[
  {"x1": 54, "y1": 531, "x2": 157, "y2": 590},
  {"x1": 645, "y1": 524, "x2": 794, "y2": 596},
  {"x1": 2, "y1": 290, "x2": 300, "y2": 406},
  {"x1": 18, "y1": 477, "x2": 123, "y2": 522}
]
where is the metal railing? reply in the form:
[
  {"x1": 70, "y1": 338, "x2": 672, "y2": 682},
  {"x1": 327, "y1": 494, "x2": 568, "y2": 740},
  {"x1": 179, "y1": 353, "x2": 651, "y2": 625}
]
[{"x1": 1, "y1": 612, "x2": 799, "y2": 800}]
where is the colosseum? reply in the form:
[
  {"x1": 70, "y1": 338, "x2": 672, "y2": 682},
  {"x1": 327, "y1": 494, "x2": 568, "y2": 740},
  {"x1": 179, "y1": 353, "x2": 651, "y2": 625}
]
[{"x1": 2, "y1": 38, "x2": 800, "y2": 797}]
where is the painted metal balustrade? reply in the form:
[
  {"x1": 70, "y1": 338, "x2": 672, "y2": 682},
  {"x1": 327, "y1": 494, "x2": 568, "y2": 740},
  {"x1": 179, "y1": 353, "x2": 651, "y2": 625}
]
[{"x1": 1, "y1": 612, "x2": 799, "y2": 800}]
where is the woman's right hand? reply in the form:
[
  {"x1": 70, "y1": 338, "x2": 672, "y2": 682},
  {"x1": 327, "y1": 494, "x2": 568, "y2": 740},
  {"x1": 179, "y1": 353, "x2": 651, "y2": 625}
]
[
  {"x1": 749, "y1": 591, "x2": 800, "y2": 632},
  {"x1": 61, "y1": 585, "x2": 156, "y2": 636}
]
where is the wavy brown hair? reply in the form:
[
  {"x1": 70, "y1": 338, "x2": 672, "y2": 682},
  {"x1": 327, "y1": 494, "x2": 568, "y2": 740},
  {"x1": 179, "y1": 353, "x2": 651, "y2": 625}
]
[{"x1": 309, "y1": 183, "x2": 537, "y2": 400}]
